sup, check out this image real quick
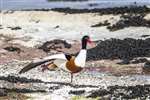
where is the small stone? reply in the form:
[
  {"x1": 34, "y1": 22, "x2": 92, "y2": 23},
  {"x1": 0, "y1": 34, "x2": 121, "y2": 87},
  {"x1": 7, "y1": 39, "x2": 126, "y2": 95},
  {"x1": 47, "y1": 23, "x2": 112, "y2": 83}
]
[
  {"x1": 143, "y1": 61, "x2": 150, "y2": 73},
  {"x1": 69, "y1": 90, "x2": 85, "y2": 95},
  {"x1": 0, "y1": 89, "x2": 7, "y2": 96}
]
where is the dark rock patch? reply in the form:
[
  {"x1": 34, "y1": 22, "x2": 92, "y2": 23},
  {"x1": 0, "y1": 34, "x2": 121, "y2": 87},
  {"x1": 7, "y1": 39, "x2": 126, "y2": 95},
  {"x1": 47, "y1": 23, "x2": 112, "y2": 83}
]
[
  {"x1": 0, "y1": 25, "x2": 3, "y2": 29},
  {"x1": 131, "y1": 58, "x2": 148, "y2": 64},
  {"x1": 87, "y1": 38, "x2": 150, "y2": 62},
  {"x1": 0, "y1": 89, "x2": 7, "y2": 96},
  {"x1": 107, "y1": 14, "x2": 150, "y2": 31},
  {"x1": 88, "y1": 3, "x2": 99, "y2": 7},
  {"x1": 87, "y1": 85, "x2": 150, "y2": 99},
  {"x1": 38, "y1": 39, "x2": 72, "y2": 52},
  {"x1": 54, "y1": 25, "x2": 60, "y2": 29},
  {"x1": 91, "y1": 20, "x2": 110, "y2": 27},
  {"x1": 51, "y1": 6, "x2": 150, "y2": 14},
  {"x1": 117, "y1": 59, "x2": 130, "y2": 65},
  {"x1": 0, "y1": 88, "x2": 46, "y2": 94},
  {"x1": 35, "y1": 20, "x2": 40, "y2": 23},
  {"x1": 49, "y1": 86, "x2": 60, "y2": 90},
  {"x1": 0, "y1": 75, "x2": 43, "y2": 83},
  {"x1": 141, "y1": 35, "x2": 150, "y2": 38},
  {"x1": 21, "y1": 9, "x2": 50, "y2": 11},
  {"x1": 4, "y1": 46, "x2": 21, "y2": 53},
  {"x1": 91, "y1": 13, "x2": 150, "y2": 31},
  {"x1": 143, "y1": 61, "x2": 150, "y2": 74},
  {"x1": 87, "y1": 89, "x2": 110, "y2": 98},
  {"x1": 69, "y1": 90, "x2": 85, "y2": 95},
  {"x1": 7, "y1": 26, "x2": 22, "y2": 30},
  {"x1": 11, "y1": 27, "x2": 22, "y2": 30},
  {"x1": 109, "y1": 85, "x2": 150, "y2": 99},
  {"x1": 3, "y1": 10, "x2": 14, "y2": 14},
  {"x1": 144, "y1": 61, "x2": 150, "y2": 68}
]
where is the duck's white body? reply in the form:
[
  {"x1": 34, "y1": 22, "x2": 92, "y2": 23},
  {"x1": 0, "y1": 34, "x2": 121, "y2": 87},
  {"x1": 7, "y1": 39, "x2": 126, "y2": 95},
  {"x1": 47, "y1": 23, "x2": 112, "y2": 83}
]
[{"x1": 74, "y1": 49, "x2": 87, "y2": 67}]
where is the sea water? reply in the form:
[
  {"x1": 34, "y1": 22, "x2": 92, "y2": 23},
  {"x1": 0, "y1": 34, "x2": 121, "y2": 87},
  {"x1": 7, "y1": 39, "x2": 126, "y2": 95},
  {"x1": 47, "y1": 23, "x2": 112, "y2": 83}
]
[{"x1": 1, "y1": 0, "x2": 150, "y2": 10}]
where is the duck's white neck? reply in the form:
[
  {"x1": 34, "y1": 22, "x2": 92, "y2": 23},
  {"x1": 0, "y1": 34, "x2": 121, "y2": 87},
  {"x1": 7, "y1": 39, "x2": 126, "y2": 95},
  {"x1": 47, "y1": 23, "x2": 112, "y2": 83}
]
[{"x1": 75, "y1": 49, "x2": 87, "y2": 67}]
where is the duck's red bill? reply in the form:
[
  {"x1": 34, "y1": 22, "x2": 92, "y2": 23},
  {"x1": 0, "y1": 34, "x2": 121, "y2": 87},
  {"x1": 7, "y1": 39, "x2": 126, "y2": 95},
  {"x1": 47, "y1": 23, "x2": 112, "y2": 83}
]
[
  {"x1": 87, "y1": 39, "x2": 92, "y2": 44},
  {"x1": 87, "y1": 39, "x2": 96, "y2": 47}
]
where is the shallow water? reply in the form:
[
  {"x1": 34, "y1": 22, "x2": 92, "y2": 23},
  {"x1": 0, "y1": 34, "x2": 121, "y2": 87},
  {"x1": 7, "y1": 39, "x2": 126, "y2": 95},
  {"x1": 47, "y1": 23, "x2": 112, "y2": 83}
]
[{"x1": 1, "y1": 0, "x2": 150, "y2": 10}]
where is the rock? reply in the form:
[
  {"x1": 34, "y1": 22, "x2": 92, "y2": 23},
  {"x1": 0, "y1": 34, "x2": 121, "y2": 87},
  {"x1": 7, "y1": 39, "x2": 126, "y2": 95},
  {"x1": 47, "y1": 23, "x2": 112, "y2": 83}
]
[
  {"x1": 0, "y1": 89, "x2": 7, "y2": 96},
  {"x1": 88, "y1": 3, "x2": 99, "y2": 7},
  {"x1": 117, "y1": 59, "x2": 130, "y2": 65},
  {"x1": 38, "y1": 39, "x2": 72, "y2": 52},
  {"x1": 143, "y1": 61, "x2": 150, "y2": 73},
  {"x1": 3, "y1": 10, "x2": 14, "y2": 14},
  {"x1": 0, "y1": 25, "x2": 3, "y2": 29},
  {"x1": 54, "y1": 25, "x2": 60, "y2": 29},
  {"x1": 107, "y1": 14, "x2": 150, "y2": 31},
  {"x1": 131, "y1": 58, "x2": 148, "y2": 64},
  {"x1": 87, "y1": 89, "x2": 110, "y2": 98},
  {"x1": 69, "y1": 90, "x2": 85, "y2": 95},
  {"x1": 4, "y1": 46, "x2": 21, "y2": 53},
  {"x1": 141, "y1": 35, "x2": 150, "y2": 38},
  {"x1": 144, "y1": 61, "x2": 150, "y2": 68},
  {"x1": 49, "y1": 86, "x2": 60, "y2": 90},
  {"x1": 7, "y1": 26, "x2": 22, "y2": 30},
  {"x1": 91, "y1": 20, "x2": 110, "y2": 27}
]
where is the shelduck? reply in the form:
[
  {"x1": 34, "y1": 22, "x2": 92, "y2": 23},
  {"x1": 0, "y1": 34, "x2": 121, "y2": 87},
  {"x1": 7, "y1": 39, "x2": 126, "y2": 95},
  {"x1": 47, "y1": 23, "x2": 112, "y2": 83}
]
[{"x1": 19, "y1": 35, "x2": 93, "y2": 83}]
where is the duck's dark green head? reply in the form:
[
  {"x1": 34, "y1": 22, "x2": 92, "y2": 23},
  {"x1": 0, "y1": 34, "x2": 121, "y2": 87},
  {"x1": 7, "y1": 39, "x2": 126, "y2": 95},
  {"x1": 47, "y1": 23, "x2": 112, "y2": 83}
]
[{"x1": 81, "y1": 35, "x2": 92, "y2": 49}]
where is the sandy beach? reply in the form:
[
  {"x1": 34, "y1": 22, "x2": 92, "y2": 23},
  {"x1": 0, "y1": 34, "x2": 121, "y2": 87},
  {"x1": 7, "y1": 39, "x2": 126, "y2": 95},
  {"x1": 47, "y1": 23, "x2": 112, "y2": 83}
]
[
  {"x1": 0, "y1": 6, "x2": 150, "y2": 100},
  {"x1": 1, "y1": 6, "x2": 150, "y2": 47}
]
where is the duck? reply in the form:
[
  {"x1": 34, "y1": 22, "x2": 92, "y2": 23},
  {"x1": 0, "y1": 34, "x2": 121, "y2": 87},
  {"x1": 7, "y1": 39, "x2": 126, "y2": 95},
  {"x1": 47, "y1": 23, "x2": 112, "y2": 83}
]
[{"x1": 19, "y1": 35, "x2": 93, "y2": 83}]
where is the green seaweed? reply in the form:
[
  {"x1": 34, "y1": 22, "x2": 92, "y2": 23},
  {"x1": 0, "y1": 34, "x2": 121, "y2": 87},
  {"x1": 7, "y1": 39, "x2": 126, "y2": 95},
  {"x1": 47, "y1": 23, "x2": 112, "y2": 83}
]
[{"x1": 72, "y1": 96, "x2": 100, "y2": 100}]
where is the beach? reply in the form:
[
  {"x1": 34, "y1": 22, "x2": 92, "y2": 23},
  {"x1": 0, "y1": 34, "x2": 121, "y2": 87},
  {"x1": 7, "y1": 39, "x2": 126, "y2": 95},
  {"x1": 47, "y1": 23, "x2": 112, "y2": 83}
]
[{"x1": 0, "y1": 6, "x2": 150, "y2": 99}]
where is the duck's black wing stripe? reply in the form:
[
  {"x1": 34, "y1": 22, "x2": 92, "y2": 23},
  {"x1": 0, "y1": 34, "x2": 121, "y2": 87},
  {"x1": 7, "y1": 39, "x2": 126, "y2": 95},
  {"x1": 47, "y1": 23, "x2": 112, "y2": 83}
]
[{"x1": 19, "y1": 59, "x2": 54, "y2": 74}]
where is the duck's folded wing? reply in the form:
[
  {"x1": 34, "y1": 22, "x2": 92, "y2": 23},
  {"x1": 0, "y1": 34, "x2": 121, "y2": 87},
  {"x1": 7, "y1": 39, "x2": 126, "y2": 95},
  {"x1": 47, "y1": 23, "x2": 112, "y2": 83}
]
[{"x1": 19, "y1": 53, "x2": 67, "y2": 74}]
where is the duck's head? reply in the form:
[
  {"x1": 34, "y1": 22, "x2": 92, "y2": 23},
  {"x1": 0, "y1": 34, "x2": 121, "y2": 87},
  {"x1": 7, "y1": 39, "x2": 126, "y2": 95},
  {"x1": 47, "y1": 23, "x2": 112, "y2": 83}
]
[{"x1": 81, "y1": 35, "x2": 93, "y2": 49}]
